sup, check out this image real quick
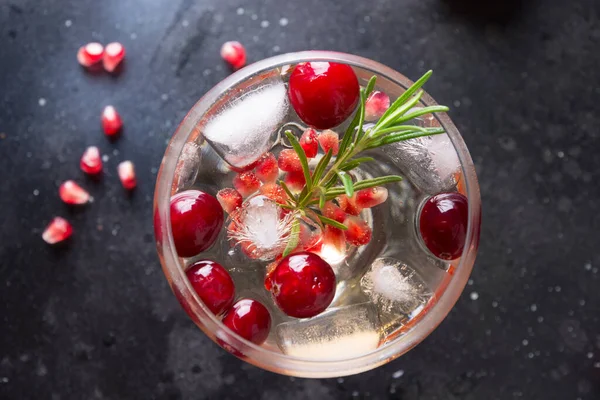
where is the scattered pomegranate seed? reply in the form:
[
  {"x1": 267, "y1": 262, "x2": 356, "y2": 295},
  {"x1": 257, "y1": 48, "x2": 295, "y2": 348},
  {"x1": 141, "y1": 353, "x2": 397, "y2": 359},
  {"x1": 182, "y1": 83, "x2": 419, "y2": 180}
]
[
  {"x1": 101, "y1": 105, "x2": 123, "y2": 137},
  {"x1": 364, "y1": 90, "x2": 391, "y2": 121},
  {"x1": 322, "y1": 201, "x2": 347, "y2": 223},
  {"x1": 220, "y1": 41, "x2": 247, "y2": 70},
  {"x1": 80, "y1": 146, "x2": 103, "y2": 175},
  {"x1": 259, "y1": 182, "x2": 288, "y2": 204},
  {"x1": 233, "y1": 171, "x2": 261, "y2": 197},
  {"x1": 288, "y1": 62, "x2": 359, "y2": 129},
  {"x1": 217, "y1": 188, "x2": 243, "y2": 214},
  {"x1": 102, "y1": 42, "x2": 125, "y2": 72},
  {"x1": 419, "y1": 192, "x2": 468, "y2": 260},
  {"x1": 222, "y1": 299, "x2": 271, "y2": 345},
  {"x1": 42, "y1": 217, "x2": 73, "y2": 244},
  {"x1": 270, "y1": 252, "x2": 336, "y2": 318},
  {"x1": 337, "y1": 194, "x2": 362, "y2": 216},
  {"x1": 299, "y1": 128, "x2": 318, "y2": 158},
  {"x1": 283, "y1": 171, "x2": 306, "y2": 192},
  {"x1": 317, "y1": 130, "x2": 340, "y2": 156},
  {"x1": 254, "y1": 152, "x2": 279, "y2": 183},
  {"x1": 186, "y1": 260, "x2": 235, "y2": 316},
  {"x1": 171, "y1": 190, "x2": 224, "y2": 257},
  {"x1": 77, "y1": 42, "x2": 104, "y2": 67},
  {"x1": 343, "y1": 215, "x2": 372, "y2": 246},
  {"x1": 354, "y1": 186, "x2": 389, "y2": 209},
  {"x1": 59, "y1": 180, "x2": 90, "y2": 205},
  {"x1": 277, "y1": 149, "x2": 303, "y2": 173},
  {"x1": 117, "y1": 161, "x2": 137, "y2": 190}
]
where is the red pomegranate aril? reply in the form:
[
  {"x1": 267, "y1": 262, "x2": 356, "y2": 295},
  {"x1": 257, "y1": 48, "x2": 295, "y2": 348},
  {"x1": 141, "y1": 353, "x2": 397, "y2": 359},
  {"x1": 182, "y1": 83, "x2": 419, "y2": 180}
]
[
  {"x1": 283, "y1": 171, "x2": 306, "y2": 192},
  {"x1": 217, "y1": 188, "x2": 243, "y2": 214},
  {"x1": 322, "y1": 201, "x2": 347, "y2": 223},
  {"x1": 337, "y1": 194, "x2": 362, "y2": 216},
  {"x1": 186, "y1": 260, "x2": 235, "y2": 316},
  {"x1": 321, "y1": 226, "x2": 346, "y2": 254},
  {"x1": 343, "y1": 215, "x2": 372, "y2": 246},
  {"x1": 233, "y1": 171, "x2": 261, "y2": 198},
  {"x1": 354, "y1": 186, "x2": 389, "y2": 209},
  {"x1": 42, "y1": 217, "x2": 73, "y2": 244},
  {"x1": 118, "y1": 161, "x2": 136, "y2": 190},
  {"x1": 288, "y1": 62, "x2": 359, "y2": 129},
  {"x1": 270, "y1": 252, "x2": 336, "y2": 318},
  {"x1": 220, "y1": 41, "x2": 246, "y2": 70},
  {"x1": 364, "y1": 90, "x2": 391, "y2": 121},
  {"x1": 102, "y1": 42, "x2": 125, "y2": 72},
  {"x1": 80, "y1": 146, "x2": 103, "y2": 175},
  {"x1": 318, "y1": 129, "x2": 340, "y2": 156},
  {"x1": 255, "y1": 152, "x2": 279, "y2": 183},
  {"x1": 59, "y1": 180, "x2": 90, "y2": 205},
  {"x1": 101, "y1": 105, "x2": 123, "y2": 137},
  {"x1": 259, "y1": 182, "x2": 288, "y2": 204},
  {"x1": 77, "y1": 42, "x2": 104, "y2": 67},
  {"x1": 299, "y1": 128, "x2": 318, "y2": 158},
  {"x1": 419, "y1": 192, "x2": 468, "y2": 260},
  {"x1": 278, "y1": 149, "x2": 303, "y2": 173},
  {"x1": 222, "y1": 299, "x2": 271, "y2": 345},
  {"x1": 171, "y1": 190, "x2": 224, "y2": 257}
]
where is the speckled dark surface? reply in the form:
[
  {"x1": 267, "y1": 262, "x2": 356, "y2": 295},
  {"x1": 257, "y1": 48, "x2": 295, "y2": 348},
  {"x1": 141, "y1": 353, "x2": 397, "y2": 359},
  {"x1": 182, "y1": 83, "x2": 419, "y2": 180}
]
[{"x1": 1, "y1": 0, "x2": 599, "y2": 399}]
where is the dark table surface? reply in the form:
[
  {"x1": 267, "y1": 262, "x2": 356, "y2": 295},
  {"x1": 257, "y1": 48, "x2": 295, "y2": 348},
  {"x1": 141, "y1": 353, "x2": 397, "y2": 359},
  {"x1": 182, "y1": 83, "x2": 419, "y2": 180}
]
[{"x1": 1, "y1": 0, "x2": 599, "y2": 399}]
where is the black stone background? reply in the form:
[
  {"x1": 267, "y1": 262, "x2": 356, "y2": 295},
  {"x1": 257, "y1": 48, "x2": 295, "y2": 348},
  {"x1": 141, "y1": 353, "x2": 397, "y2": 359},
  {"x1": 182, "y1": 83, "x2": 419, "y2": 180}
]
[{"x1": 1, "y1": 0, "x2": 599, "y2": 399}]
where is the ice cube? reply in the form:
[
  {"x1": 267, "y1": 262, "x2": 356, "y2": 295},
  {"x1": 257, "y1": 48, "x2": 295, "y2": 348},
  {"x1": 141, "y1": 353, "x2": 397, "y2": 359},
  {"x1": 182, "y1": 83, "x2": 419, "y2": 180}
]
[
  {"x1": 173, "y1": 141, "x2": 200, "y2": 190},
  {"x1": 203, "y1": 81, "x2": 289, "y2": 169},
  {"x1": 275, "y1": 303, "x2": 382, "y2": 361}
]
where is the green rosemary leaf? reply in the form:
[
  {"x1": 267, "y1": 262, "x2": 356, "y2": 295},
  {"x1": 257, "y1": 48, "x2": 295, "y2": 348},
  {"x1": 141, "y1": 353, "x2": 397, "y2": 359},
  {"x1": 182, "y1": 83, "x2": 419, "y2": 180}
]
[
  {"x1": 339, "y1": 156, "x2": 375, "y2": 172},
  {"x1": 365, "y1": 75, "x2": 377, "y2": 97},
  {"x1": 312, "y1": 149, "x2": 333, "y2": 183},
  {"x1": 366, "y1": 129, "x2": 445, "y2": 149},
  {"x1": 285, "y1": 130, "x2": 312, "y2": 190},
  {"x1": 392, "y1": 106, "x2": 449, "y2": 125},
  {"x1": 317, "y1": 214, "x2": 348, "y2": 230},
  {"x1": 319, "y1": 189, "x2": 326, "y2": 209},
  {"x1": 325, "y1": 175, "x2": 403, "y2": 198},
  {"x1": 282, "y1": 218, "x2": 301, "y2": 257},
  {"x1": 337, "y1": 171, "x2": 354, "y2": 197},
  {"x1": 374, "y1": 90, "x2": 425, "y2": 133},
  {"x1": 355, "y1": 89, "x2": 368, "y2": 143},
  {"x1": 279, "y1": 180, "x2": 297, "y2": 202}
]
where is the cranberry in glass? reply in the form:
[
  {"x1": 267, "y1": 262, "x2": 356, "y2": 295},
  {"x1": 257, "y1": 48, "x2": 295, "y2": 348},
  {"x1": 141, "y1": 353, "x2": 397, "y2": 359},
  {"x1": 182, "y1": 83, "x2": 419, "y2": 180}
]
[
  {"x1": 222, "y1": 299, "x2": 271, "y2": 345},
  {"x1": 269, "y1": 251, "x2": 336, "y2": 318},
  {"x1": 419, "y1": 192, "x2": 468, "y2": 260},
  {"x1": 288, "y1": 62, "x2": 359, "y2": 129},
  {"x1": 170, "y1": 190, "x2": 224, "y2": 257},
  {"x1": 186, "y1": 260, "x2": 235, "y2": 316}
]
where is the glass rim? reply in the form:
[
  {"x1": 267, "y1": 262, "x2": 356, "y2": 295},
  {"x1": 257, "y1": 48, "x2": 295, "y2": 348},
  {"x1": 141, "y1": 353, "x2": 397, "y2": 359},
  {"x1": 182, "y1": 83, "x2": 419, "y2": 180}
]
[{"x1": 153, "y1": 50, "x2": 481, "y2": 377}]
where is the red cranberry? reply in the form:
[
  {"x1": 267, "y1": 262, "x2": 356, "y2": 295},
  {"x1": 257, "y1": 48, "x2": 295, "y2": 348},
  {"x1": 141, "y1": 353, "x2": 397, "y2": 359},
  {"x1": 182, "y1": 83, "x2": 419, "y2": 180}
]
[
  {"x1": 186, "y1": 260, "x2": 235, "y2": 316},
  {"x1": 288, "y1": 62, "x2": 359, "y2": 129},
  {"x1": 170, "y1": 190, "x2": 224, "y2": 257},
  {"x1": 269, "y1": 251, "x2": 336, "y2": 318},
  {"x1": 222, "y1": 299, "x2": 271, "y2": 345},
  {"x1": 419, "y1": 192, "x2": 468, "y2": 260}
]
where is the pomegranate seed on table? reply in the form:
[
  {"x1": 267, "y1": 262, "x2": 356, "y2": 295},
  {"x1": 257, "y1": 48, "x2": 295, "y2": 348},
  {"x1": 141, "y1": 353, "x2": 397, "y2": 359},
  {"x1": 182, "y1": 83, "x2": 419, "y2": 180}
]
[
  {"x1": 317, "y1": 129, "x2": 340, "y2": 155},
  {"x1": 354, "y1": 186, "x2": 389, "y2": 209},
  {"x1": 186, "y1": 260, "x2": 235, "y2": 316},
  {"x1": 102, "y1": 42, "x2": 125, "y2": 72},
  {"x1": 322, "y1": 201, "x2": 347, "y2": 223},
  {"x1": 288, "y1": 62, "x2": 360, "y2": 129},
  {"x1": 337, "y1": 194, "x2": 362, "y2": 216},
  {"x1": 259, "y1": 182, "x2": 288, "y2": 204},
  {"x1": 222, "y1": 299, "x2": 271, "y2": 345},
  {"x1": 269, "y1": 252, "x2": 336, "y2": 318},
  {"x1": 254, "y1": 152, "x2": 279, "y2": 183},
  {"x1": 80, "y1": 146, "x2": 103, "y2": 175},
  {"x1": 59, "y1": 180, "x2": 90, "y2": 205},
  {"x1": 117, "y1": 161, "x2": 136, "y2": 190},
  {"x1": 343, "y1": 215, "x2": 372, "y2": 246},
  {"x1": 419, "y1": 192, "x2": 468, "y2": 260},
  {"x1": 364, "y1": 90, "x2": 390, "y2": 121},
  {"x1": 217, "y1": 188, "x2": 243, "y2": 214},
  {"x1": 42, "y1": 217, "x2": 73, "y2": 244},
  {"x1": 277, "y1": 149, "x2": 303, "y2": 172},
  {"x1": 233, "y1": 171, "x2": 261, "y2": 197},
  {"x1": 101, "y1": 106, "x2": 123, "y2": 137},
  {"x1": 76, "y1": 42, "x2": 104, "y2": 67},
  {"x1": 220, "y1": 41, "x2": 246, "y2": 70},
  {"x1": 299, "y1": 128, "x2": 318, "y2": 158},
  {"x1": 283, "y1": 171, "x2": 306, "y2": 192}
]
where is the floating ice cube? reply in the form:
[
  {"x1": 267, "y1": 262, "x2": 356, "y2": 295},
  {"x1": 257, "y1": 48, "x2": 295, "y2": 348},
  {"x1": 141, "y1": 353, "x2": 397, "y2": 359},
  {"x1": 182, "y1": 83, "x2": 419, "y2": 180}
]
[
  {"x1": 173, "y1": 142, "x2": 200, "y2": 190},
  {"x1": 275, "y1": 303, "x2": 381, "y2": 361},
  {"x1": 203, "y1": 81, "x2": 289, "y2": 169}
]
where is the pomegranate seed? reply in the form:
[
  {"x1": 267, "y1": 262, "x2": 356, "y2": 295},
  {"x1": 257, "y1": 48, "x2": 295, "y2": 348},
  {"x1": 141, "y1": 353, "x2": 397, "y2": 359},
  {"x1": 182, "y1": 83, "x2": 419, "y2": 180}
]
[
  {"x1": 270, "y1": 252, "x2": 336, "y2": 318},
  {"x1": 255, "y1": 152, "x2": 279, "y2": 183},
  {"x1": 102, "y1": 42, "x2": 125, "y2": 72},
  {"x1": 354, "y1": 186, "x2": 389, "y2": 209},
  {"x1": 117, "y1": 161, "x2": 136, "y2": 190},
  {"x1": 343, "y1": 215, "x2": 372, "y2": 246},
  {"x1": 42, "y1": 217, "x2": 73, "y2": 244},
  {"x1": 288, "y1": 62, "x2": 359, "y2": 129},
  {"x1": 277, "y1": 149, "x2": 303, "y2": 173},
  {"x1": 77, "y1": 42, "x2": 104, "y2": 67},
  {"x1": 59, "y1": 180, "x2": 90, "y2": 205},
  {"x1": 419, "y1": 192, "x2": 468, "y2": 260},
  {"x1": 364, "y1": 90, "x2": 391, "y2": 121},
  {"x1": 229, "y1": 158, "x2": 260, "y2": 173},
  {"x1": 233, "y1": 171, "x2": 261, "y2": 198},
  {"x1": 318, "y1": 130, "x2": 340, "y2": 155},
  {"x1": 186, "y1": 260, "x2": 235, "y2": 316},
  {"x1": 101, "y1": 105, "x2": 123, "y2": 137},
  {"x1": 171, "y1": 190, "x2": 224, "y2": 257},
  {"x1": 283, "y1": 171, "x2": 306, "y2": 192},
  {"x1": 222, "y1": 299, "x2": 271, "y2": 345},
  {"x1": 322, "y1": 201, "x2": 347, "y2": 223},
  {"x1": 220, "y1": 41, "x2": 247, "y2": 70},
  {"x1": 337, "y1": 194, "x2": 362, "y2": 216},
  {"x1": 299, "y1": 128, "x2": 318, "y2": 158},
  {"x1": 259, "y1": 183, "x2": 288, "y2": 204},
  {"x1": 320, "y1": 226, "x2": 346, "y2": 256},
  {"x1": 80, "y1": 146, "x2": 103, "y2": 175},
  {"x1": 217, "y1": 188, "x2": 243, "y2": 214}
]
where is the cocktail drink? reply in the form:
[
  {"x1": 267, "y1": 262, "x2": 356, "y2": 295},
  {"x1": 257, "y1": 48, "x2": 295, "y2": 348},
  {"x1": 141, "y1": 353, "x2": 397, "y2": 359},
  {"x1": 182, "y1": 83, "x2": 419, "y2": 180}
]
[{"x1": 154, "y1": 52, "x2": 481, "y2": 377}]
